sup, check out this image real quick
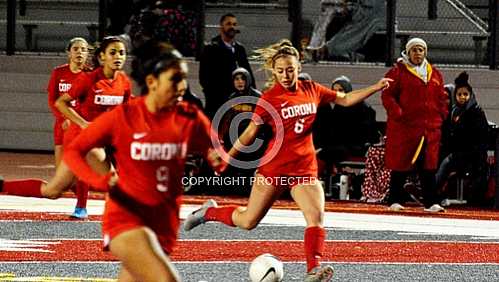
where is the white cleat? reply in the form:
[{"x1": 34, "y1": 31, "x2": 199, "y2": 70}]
[
  {"x1": 424, "y1": 204, "x2": 445, "y2": 213},
  {"x1": 183, "y1": 199, "x2": 218, "y2": 231},
  {"x1": 389, "y1": 203, "x2": 405, "y2": 211}
]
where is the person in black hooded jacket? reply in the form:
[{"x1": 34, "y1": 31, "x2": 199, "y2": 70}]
[
  {"x1": 217, "y1": 67, "x2": 266, "y2": 193},
  {"x1": 436, "y1": 71, "x2": 489, "y2": 205},
  {"x1": 313, "y1": 75, "x2": 378, "y2": 168},
  {"x1": 199, "y1": 13, "x2": 255, "y2": 120}
]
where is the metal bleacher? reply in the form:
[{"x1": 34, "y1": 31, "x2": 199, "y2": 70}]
[
  {"x1": 0, "y1": 0, "x2": 99, "y2": 52},
  {"x1": 394, "y1": 0, "x2": 490, "y2": 65}
]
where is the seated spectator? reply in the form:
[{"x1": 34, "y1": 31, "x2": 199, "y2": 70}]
[
  {"x1": 436, "y1": 72, "x2": 489, "y2": 206},
  {"x1": 128, "y1": 0, "x2": 200, "y2": 56},
  {"x1": 219, "y1": 67, "x2": 262, "y2": 151},
  {"x1": 313, "y1": 75, "x2": 378, "y2": 176},
  {"x1": 201, "y1": 67, "x2": 267, "y2": 195},
  {"x1": 307, "y1": 0, "x2": 385, "y2": 61}
]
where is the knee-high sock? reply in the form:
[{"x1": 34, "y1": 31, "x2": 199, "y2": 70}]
[
  {"x1": 75, "y1": 181, "x2": 89, "y2": 209},
  {"x1": 304, "y1": 226, "x2": 326, "y2": 272},
  {"x1": 2, "y1": 179, "x2": 44, "y2": 198},
  {"x1": 204, "y1": 206, "x2": 237, "y2": 227}
]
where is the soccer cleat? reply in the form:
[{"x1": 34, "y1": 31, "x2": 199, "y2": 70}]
[
  {"x1": 183, "y1": 199, "x2": 217, "y2": 231},
  {"x1": 70, "y1": 207, "x2": 88, "y2": 219},
  {"x1": 389, "y1": 203, "x2": 405, "y2": 211},
  {"x1": 304, "y1": 265, "x2": 334, "y2": 282},
  {"x1": 424, "y1": 204, "x2": 445, "y2": 213},
  {"x1": 440, "y1": 199, "x2": 451, "y2": 207}
]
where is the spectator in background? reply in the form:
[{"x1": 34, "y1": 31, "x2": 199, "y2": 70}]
[
  {"x1": 436, "y1": 72, "x2": 489, "y2": 206},
  {"x1": 313, "y1": 75, "x2": 378, "y2": 176},
  {"x1": 199, "y1": 13, "x2": 255, "y2": 120},
  {"x1": 444, "y1": 83, "x2": 456, "y2": 112},
  {"x1": 107, "y1": 0, "x2": 134, "y2": 35},
  {"x1": 382, "y1": 38, "x2": 449, "y2": 212},
  {"x1": 218, "y1": 67, "x2": 267, "y2": 193},
  {"x1": 128, "y1": 0, "x2": 200, "y2": 56},
  {"x1": 307, "y1": 0, "x2": 385, "y2": 61},
  {"x1": 219, "y1": 67, "x2": 262, "y2": 150}
]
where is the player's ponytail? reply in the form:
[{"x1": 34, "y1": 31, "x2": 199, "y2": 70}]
[
  {"x1": 252, "y1": 39, "x2": 300, "y2": 89},
  {"x1": 131, "y1": 40, "x2": 184, "y2": 95}
]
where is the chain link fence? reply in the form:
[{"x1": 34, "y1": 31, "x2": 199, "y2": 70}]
[{"x1": 1, "y1": 0, "x2": 497, "y2": 67}]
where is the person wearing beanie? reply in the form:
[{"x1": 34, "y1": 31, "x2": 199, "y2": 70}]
[
  {"x1": 217, "y1": 67, "x2": 269, "y2": 193},
  {"x1": 382, "y1": 37, "x2": 449, "y2": 212},
  {"x1": 436, "y1": 72, "x2": 489, "y2": 206},
  {"x1": 313, "y1": 75, "x2": 378, "y2": 198}
]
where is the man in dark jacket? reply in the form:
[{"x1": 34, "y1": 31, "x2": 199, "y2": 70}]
[{"x1": 199, "y1": 13, "x2": 255, "y2": 120}]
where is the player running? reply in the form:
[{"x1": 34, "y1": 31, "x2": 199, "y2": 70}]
[
  {"x1": 64, "y1": 40, "x2": 223, "y2": 282},
  {"x1": 183, "y1": 39, "x2": 391, "y2": 282},
  {"x1": 0, "y1": 36, "x2": 131, "y2": 219}
]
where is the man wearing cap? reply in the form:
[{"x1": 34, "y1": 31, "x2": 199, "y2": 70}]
[{"x1": 381, "y1": 38, "x2": 449, "y2": 212}]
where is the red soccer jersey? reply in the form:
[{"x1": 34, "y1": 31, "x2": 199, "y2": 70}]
[
  {"x1": 64, "y1": 97, "x2": 213, "y2": 205},
  {"x1": 64, "y1": 97, "x2": 213, "y2": 254},
  {"x1": 46, "y1": 64, "x2": 84, "y2": 121},
  {"x1": 252, "y1": 80, "x2": 337, "y2": 177},
  {"x1": 68, "y1": 67, "x2": 132, "y2": 122}
]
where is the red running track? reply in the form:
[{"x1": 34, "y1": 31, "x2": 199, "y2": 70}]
[{"x1": 1, "y1": 240, "x2": 498, "y2": 263}]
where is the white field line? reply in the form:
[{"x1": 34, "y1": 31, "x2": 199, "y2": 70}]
[{"x1": 1, "y1": 196, "x2": 499, "y2": 238}]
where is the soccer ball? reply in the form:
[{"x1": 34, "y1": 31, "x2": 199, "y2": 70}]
[{"x1": 249, "y1": 253, "x2": 284, "y2": 282}]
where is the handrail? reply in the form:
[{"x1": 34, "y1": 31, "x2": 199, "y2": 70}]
[{"x1": 446, "y1": 0, "x2": 489, "y2": 34}]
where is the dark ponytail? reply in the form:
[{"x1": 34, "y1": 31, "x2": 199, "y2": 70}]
[{"x1": 131, "y1": 40, "x2": 184, "y2": 95}]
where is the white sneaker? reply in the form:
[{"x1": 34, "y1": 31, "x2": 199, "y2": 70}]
[
  {"x1": 304, "y1": 265, "x2": 334, "y2": 282},
  {"x1": 389, "y1": 203, "x2": 405, "y2": 211},
  {"x1": 183, "y1": 199, "x2": 217, "y2": 231},
  {"x1": 441, "y1": 199, "x2": 451, "y2": 207},
  {"x1": 424, "y1": 204, "x2": 445, "y2": 212}
]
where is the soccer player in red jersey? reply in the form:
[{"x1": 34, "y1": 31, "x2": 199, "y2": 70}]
[
  {"x1": 47, "y1": 37, "x2": 89, "y2": 167},
  {"x1": 183, "y1": 40, "x2": 391, "y2": 282},
  {"x1": 64, "y1": 41, "x2": 222, "y2": 282},
  {"x1": 0, "y1": 36, "x2": 131, "y2": 219}
]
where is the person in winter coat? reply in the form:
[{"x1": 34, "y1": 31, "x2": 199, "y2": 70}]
[
  {"x1": 217, "y1": 67, "x2": 266, "y2": 192},
  {"x1": 199, "y1": 13, "x2": 255, "y2": 120},
  {"x1": 219, "y1": 67, "x2": 262, "y2": 146},
  {"x1": 382, "y1": 38, "x2": 449, "y2": 212},
  {"x1": 436, "y1": 72, "x2": 489, "y2": 205},
  {"x1": 314, "y1": 75, "x2": 378, "y2": 167}
]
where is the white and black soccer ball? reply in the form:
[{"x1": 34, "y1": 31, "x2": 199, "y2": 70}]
[{"x1": 249, "y1": 253, "x2": 284, "y2": 282}]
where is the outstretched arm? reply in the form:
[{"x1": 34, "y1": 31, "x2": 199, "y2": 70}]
[{"x1": 334, "y1": 78, "x2": 392, "y2": 107}]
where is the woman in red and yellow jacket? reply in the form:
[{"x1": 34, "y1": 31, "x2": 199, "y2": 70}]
[{"x1": 382, "y1": 37, "x2": 449, "y2": 212}]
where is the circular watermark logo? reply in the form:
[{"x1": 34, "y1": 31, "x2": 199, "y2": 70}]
[{"x1": 210, "y1": 96, "x2": 284, "y2": 170}]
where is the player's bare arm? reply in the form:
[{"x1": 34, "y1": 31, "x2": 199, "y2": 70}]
[{"x1": 334, "y1": 77, "x2": 392, "y2": 107}]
